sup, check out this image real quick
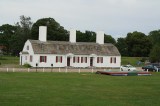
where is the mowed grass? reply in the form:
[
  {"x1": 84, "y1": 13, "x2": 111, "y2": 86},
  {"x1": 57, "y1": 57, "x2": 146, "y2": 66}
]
[
  {"x1": 0, "y1": 72, "x2": 160, "y2": 106},
  {"x1": 121, "y1": 57, "x2": 145, "y2": 66},
  {"x1": 0, "y1": 56, "x2": 20, "y2": 68},
  {"x1": 0, "y1": 56, "x2": 19, "y2": 64}
]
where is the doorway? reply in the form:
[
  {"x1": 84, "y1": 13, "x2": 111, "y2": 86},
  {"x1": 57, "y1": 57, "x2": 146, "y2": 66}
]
[
  {"x1": 67, "y1": 57, "x2": 70, "y2": 66},
  {"x1": 90, "y1": 57, "x2": 93, "y2": 66}
]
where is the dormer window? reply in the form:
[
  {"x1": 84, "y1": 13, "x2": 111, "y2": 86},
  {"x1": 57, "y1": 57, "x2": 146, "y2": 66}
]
[{"x1": 27, "y1": 45, "x2": 29, "y2": 50}]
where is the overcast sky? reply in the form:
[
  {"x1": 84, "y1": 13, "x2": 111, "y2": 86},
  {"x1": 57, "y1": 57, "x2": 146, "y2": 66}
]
[{"x1": 1, "y1": 0, "x2": 160, "y2": 38}]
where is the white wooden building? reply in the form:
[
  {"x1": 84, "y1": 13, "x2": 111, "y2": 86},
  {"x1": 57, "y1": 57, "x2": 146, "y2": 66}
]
[{"x1": 20, "y1": 26, "x2": 121, "y2": 68}]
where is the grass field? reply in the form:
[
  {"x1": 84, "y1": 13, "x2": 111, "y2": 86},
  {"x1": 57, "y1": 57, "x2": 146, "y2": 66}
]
[
  {"x1": 121, "y1": 57, "x2": 145, "y2": 66},
  {"x1": 0, "y1": 72, "x2": 160, "y2": 106},
  {"x1": 0, "y1": 56, "x2": 21, "y2": 68}
]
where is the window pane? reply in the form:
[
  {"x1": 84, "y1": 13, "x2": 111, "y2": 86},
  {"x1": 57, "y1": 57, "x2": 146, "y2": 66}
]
[{"x1": 110, "y1": 57, "x2": 112, "y2": 63}]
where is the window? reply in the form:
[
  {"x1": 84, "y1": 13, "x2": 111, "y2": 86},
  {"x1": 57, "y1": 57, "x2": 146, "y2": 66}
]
[
  {"x1": 73, "y1": 57, "x2": 80, "y2": 63},
  {"x1": 97, "y1": 57, "x2": 103, "y2": 63},
  {"x1": 114, "y1": 57, "x2": 116, "y2": 63},
  {"x1": 110, "y1": 57, "x2": 116, "y2": 63},
  {"x1": 30, "y1": 55, "x2": 33, "y2": 62},
  {"x1": 85, "y1": 57, "x2": 87, "y2": 63},
  {"x1": 110, "y1": 57, "x2": 112, "y2": 63},
  {"x1": 40, "y1": 56, "x2": 47, "y2": 62},
  {"x1": 56, "y1": 56, "x2": 62, "y2": 63},
  {"x1": 81, "y1": 57, "x2": 86, "y2": 63},
  {"x1": 81, "y1": 57, "x2": 83, "y2": 63},
  {"x1": 78, "y1": 57, "x2": 79, "y2": 63},
  {"x1": 27, "y1": 45, "x2": 29, "y2": 50},
  {"x1": 97, "y1": 57, "x2": 99, "y2": 63}
]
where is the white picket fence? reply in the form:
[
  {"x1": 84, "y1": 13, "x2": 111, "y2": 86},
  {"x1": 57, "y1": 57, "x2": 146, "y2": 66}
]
[
  {"x1": 0, "y1": 67, "x2": 109, "y2": 73},
  {"x1": 0, "y1": 67, "x2": 157, "y2": 73}
]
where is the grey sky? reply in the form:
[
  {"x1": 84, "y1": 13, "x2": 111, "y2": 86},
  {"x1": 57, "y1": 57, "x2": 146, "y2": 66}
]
[{"x1": 0, "y1": 0, "x2": 160, "y2": 38}]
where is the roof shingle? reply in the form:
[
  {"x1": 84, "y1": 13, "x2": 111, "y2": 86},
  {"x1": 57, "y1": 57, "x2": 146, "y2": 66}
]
[{"x1": 29, "y1": 40, "x2": 121, "y2": 56}]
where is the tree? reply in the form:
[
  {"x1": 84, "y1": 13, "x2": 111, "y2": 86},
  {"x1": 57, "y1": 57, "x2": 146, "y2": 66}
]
[
  {"x1": 10, "y1": 15, "x2": 32, "y2": 55},
  {"x1": 76, "y1": 30, "x2": 86, "y2": 42},
  {"x1": 31, "y1": 18, "x2": 69, "y2": 41},
  {"x1": 85, "y1": 31, "x2": 96, "y2": 42},
  {"x1": 125, "y1": 31, "x2": 152, "y2": 57},
  {"x1": 104, "y1": 34, "x2": 116, "y2": 45},
  {"x1": 76, "y1": 30, "x2": 116, "y2": 44},
  {"x1": 116, "y1": 38, "x2": 128, "y2": 56},
  {"x1": 148, "y1": 30, "x2": 160, "y2": 45},
  {"x1": 149, "y1": 43, "x2": 160, "y2": 63},
  {"x1": 0, "y1": 24, "x2": 17, "y2": 54},
  {"x1": 148, "y1": 30, "x2": 160, "y2": 62}
]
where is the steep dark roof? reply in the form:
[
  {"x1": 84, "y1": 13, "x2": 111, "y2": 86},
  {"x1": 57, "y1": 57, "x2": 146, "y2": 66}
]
[{"x1": 29, "y1": 40, "x2": 121, "y2": 56}]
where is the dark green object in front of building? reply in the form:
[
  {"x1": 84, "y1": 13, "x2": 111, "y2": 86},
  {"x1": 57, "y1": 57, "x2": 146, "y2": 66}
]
[{"x1": 127, "y1": 71, "x2": 138, "y2": 76}]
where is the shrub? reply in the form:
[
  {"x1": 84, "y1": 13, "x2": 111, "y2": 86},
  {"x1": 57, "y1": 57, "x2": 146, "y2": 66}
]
[{"x1": 23, "y1": 63, "x2": 32, "y2": 68}]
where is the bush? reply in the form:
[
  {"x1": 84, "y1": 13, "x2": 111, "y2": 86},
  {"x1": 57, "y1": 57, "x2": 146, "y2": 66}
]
[{"x1": 23, "y1": 63, "x2": 32, "y2": 68}]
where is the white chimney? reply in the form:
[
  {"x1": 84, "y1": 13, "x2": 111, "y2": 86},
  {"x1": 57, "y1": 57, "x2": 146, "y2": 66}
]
[
  {"x1": 96, "y1": 31, "x2": 104, "y2": 44},
  {"x1": 39, "y1": 26, "x2": 47, "y2": 42},
  {"x1": 70, "y1": 29, "x2": 76, "y2": 43}
]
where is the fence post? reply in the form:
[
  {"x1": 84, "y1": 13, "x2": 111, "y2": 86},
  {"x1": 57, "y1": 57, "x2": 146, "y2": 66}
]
[
  {"x1": 157, "y1": 68, "x2": 158, "y2": 72},
  {"x1": 91, "y1": 68, "x2": 93, "y2": 73},
  {"x1": 59, "y1": 67, "x2": 61, "y2": 72},
  {"x1": 147, "y1": 69, "x2": 148, "y2": 72},
  {"x1": 7, "y1": 68, "x2": 8, "y2": 72},
  {"x1": 51, "y1": 68, "x2": 53, "y2": 72},
  {"x1": 28, "y1": 68, "x2": 30, "y2": 72},
  {"x1": 13, "y1": 68, "x2": 15, "y2": 72}
]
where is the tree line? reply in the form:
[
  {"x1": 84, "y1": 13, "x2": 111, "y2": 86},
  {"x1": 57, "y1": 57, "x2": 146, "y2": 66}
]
[{"x1": 0, "y1": 15, "x2": 160, "y2": 62}]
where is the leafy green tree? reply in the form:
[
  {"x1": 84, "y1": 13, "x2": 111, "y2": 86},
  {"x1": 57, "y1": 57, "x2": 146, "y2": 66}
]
[
  {"x1": 104, "y1": 34, "x2": 116, "y2": 45},
  {"x1": 149, "y1": 43, "x2": 160, "y2": 63},
  {"x1": 9, "y1": 15, "x2": 32, "y2": 55},
  {"x1": 116, "y1": 38, "x2": 128, "y2": 56},
  {"x1": 77, "y1": 30, "x2": 96, "y2": 42},
  {"x1": 125, "y1": 31, "x2": 152, "y2": 57},
  {"x1": 76, "y1": 30, "x2": 85, "y2": 42},
  {"x1": 31, "y1": 18, "x2": 69, "y2": 41},
  {"x1": 148, "y1": 30, "x2": 160, "y2": 45},
  {"x1": 85, "y1": 31, "x2": 96, "y2": 42},
  {"x1": 76, "y1": 30, "x2": 116, "y2": 44},
  {"x1": 148, "y1": 30, "x2": 160, "y2": 62},
  {"x1": 0, "y1": 24, "x2": 16, "y2": 54}
]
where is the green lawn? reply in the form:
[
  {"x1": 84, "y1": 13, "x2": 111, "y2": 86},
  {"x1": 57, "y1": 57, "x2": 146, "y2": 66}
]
[
  {"x1": 0, "y1": 72, "x2": 160, "y2": 106},
  {"x1": 121, "y1": 57, "x2": 145, "y2": 66},
  {"x1": 0, "y1": 55, "x2": 21, "y2": 68},
  {"x1": 0, "y1": 55, "x2": 19, "y2": 64}
]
